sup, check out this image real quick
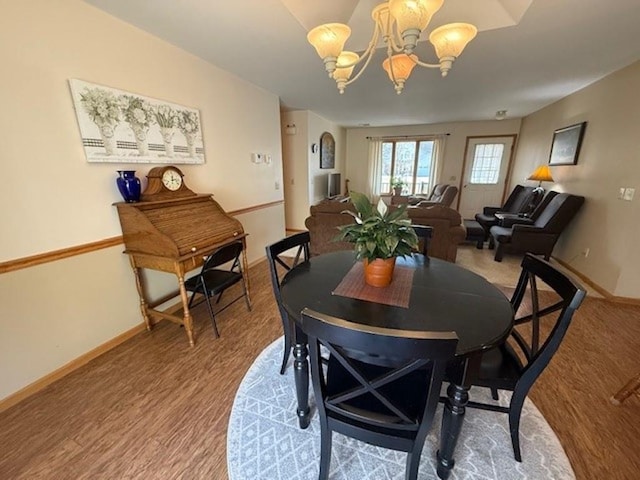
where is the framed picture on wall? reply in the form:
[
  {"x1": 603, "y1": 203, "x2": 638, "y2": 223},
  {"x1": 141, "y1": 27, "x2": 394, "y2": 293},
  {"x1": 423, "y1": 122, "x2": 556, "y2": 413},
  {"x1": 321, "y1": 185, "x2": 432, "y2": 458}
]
[
  {"x1": 69, "y1": 79, "x2": 205, "y2": 164},
  {"x1": 548, "y1": 122, "x2": 587, "y2": 166},
  {"x1": 319, "y1": 132, "x2": 335, "y2": 169}
]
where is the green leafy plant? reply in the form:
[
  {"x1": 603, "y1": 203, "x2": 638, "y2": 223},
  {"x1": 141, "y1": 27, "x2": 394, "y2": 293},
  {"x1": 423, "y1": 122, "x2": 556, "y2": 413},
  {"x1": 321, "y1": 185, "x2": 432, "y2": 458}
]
[
  {"x1": 336, "y1": 191, "x2": 418, "y2": 261},
  {"x1": 390, "y1": 177, "x2": 405, "y2": 189}
]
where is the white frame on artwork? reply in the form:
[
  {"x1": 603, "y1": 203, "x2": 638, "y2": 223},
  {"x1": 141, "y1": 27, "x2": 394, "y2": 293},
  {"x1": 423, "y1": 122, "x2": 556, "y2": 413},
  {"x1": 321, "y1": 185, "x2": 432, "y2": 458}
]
[{"x1": 69, "y1": 79, "x2": 205, "y2": 164}]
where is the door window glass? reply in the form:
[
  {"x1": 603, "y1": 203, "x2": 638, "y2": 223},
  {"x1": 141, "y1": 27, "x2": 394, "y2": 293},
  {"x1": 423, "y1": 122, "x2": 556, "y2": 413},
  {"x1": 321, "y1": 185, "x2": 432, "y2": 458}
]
[{"x1": 470, "y1": 144, "x2": 504, "y2": 184}]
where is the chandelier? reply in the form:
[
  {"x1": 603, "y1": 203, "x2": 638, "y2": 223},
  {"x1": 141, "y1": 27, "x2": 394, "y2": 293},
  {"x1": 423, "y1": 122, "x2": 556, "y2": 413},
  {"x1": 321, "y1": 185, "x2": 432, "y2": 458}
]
[{"x1": 306, "y1": 0, "x2": 477, "y2": 94}]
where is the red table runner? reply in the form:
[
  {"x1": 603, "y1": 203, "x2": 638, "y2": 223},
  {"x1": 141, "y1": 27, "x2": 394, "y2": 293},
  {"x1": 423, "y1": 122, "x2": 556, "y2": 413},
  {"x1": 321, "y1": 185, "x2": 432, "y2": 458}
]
[{"x1": 332, "y1": 261, "x2": 414, "y2": 308}]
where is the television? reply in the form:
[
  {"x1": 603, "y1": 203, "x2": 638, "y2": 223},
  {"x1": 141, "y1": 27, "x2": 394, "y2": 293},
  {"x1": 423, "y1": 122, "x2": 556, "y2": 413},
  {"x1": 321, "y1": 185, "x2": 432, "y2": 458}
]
[{"x1": 327, "y1": 173, "x2": 341, "y2": 198}]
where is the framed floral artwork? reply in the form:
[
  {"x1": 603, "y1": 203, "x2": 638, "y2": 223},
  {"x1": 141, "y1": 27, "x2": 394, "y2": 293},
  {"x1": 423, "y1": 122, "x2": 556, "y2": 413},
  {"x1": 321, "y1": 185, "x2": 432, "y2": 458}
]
[
  {"x1": 68, "y1": 79, "x2": 205, "y2": 164},
  {"x1": 319, "y1": 131, "x2": 335, "y2": 169},
  {"x1": 548, "y1": 122, "x2": 587, "y2": 166}
]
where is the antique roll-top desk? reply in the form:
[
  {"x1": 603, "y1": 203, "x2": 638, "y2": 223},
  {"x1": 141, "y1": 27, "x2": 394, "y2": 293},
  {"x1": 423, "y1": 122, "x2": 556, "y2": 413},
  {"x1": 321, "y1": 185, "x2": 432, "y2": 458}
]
[{"x1": 115, "y1": 166, "x2": 250, "y2": 346}]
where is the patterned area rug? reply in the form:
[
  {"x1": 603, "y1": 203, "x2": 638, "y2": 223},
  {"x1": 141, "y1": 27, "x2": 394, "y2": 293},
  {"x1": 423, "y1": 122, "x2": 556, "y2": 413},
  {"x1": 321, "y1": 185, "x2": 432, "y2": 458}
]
[{"x1": 227, "y1": 338, "x2": 574, "y2": 480}]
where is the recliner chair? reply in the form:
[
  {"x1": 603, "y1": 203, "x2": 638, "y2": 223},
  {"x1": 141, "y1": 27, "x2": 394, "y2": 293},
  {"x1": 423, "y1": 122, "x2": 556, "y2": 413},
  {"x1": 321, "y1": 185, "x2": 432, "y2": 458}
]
[
  {"x1": 475, "y1": 185, "x2": 543, "y2": 241},
  {"x1": 409, "y1": 183, "x2": 458, "y2": 207},
  {"x1": 490, "y1": 193, "x2": 585, "y2": 262}
]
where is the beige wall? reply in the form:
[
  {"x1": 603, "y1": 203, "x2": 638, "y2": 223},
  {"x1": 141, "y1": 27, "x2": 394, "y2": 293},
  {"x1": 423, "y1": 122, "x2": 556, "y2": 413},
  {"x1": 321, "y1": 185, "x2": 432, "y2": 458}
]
[
  {"x1": 345, "y1": 119, "x2": 523, "y2": 197},
  {"x1": 511, "y1": 61, "x2": 640, "y2": 297},
  {"x1": 281, "y1": 110, "x2": 345, "y2": 229},
  {"x1": 0, "y1": 1, "x2": 285, "y2": 401}
]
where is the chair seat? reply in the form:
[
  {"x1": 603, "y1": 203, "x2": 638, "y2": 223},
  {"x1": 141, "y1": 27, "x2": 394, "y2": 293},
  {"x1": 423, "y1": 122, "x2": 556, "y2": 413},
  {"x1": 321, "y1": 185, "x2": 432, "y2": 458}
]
[
  {"x1": 490, "y1": 225, "x2": 513, "y2": 243},
  {"x1": 475, "y1": 213, "x2": 499, "y2": 225},
  {"x1": 185, "y1": 270, "x2": 243, "y2": 295},
  {"x1": 475, "y1": 345, "x2": 523, "y2": 391}
]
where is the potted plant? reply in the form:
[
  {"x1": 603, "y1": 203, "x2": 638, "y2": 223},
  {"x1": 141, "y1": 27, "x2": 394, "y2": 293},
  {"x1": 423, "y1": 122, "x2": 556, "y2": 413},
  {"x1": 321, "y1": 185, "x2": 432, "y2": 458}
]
[
  {"x1": 391, "y1": 177, "x2": 405, "y2": 196},
  {"x1": 336, "y1": 191, "x2": 418, "y2": 287}
]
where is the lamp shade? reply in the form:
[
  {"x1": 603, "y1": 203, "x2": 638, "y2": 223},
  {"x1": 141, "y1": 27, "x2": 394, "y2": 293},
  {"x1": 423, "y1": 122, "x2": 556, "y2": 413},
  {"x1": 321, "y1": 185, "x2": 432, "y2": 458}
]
[
  {"x1": 382, "y1": 54, "x2": 418, "y2": 82},
  {"x1": 389, "y1": 0, "x2": 444, "y2": 34},
  {"x1": 528, "y1": 165, "x2": 554, "y2": 183},
  {"x1": 307, "y1": 23, "x2": 351, "y2": 60},
  {"x1": 334, "y1": 51, "x2": 360, "y2": 82},
  {"x1": 429, "y1": 22, "x2": 477, "y2": 59}
]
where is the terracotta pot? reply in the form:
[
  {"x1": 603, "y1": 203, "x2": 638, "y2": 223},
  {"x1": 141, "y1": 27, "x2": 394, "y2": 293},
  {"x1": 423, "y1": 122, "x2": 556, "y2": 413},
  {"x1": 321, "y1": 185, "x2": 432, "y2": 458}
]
[{"x1": 363, "y1": 257, "x2": 396, "y2": 287}]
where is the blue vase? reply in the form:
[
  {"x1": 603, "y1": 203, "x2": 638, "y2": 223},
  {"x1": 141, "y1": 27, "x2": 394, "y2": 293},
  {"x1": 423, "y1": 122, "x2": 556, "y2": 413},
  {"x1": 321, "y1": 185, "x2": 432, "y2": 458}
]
[{"x1": 116, "y1": 170, "x2": 141, "y2": 202}]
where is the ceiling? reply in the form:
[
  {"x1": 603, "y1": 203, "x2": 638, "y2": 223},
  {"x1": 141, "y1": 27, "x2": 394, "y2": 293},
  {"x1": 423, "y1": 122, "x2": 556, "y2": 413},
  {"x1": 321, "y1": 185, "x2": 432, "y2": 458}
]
[{"x1": 84, "y1": 0, "x2": 640, "y2": 127}]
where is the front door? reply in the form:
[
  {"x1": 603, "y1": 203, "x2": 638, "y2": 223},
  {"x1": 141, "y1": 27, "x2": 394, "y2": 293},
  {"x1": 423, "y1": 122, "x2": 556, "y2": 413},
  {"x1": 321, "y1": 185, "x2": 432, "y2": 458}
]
[{"x1": 458, "y1": 136, "x2": 514, "y2": 219}]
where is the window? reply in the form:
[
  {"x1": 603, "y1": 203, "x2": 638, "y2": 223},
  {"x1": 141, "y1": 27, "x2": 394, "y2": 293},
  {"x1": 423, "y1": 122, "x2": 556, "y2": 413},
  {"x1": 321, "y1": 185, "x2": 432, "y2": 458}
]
[
  {"x1": 380, "y1": 139, "x2": 436, "y2": 195},
  {"x1": 469, "y1": 143, "x2": 505, "y2": 184}
]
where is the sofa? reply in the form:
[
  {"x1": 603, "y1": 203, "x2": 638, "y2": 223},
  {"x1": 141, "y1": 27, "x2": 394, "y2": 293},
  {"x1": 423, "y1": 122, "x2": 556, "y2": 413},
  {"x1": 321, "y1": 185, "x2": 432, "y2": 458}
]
[{"x1": 304, "y1": 200, "x2": 466, "y2": 262}]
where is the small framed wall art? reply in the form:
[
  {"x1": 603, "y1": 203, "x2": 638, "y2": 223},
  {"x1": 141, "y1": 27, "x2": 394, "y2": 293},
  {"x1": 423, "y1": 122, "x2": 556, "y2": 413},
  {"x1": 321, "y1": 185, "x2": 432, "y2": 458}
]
[
  {"x1": 319, "y1": 132, "x2": 335, "y2": 169},
  {"x1": 548, "y1": 122, "x2": 587, "y2": 166}
]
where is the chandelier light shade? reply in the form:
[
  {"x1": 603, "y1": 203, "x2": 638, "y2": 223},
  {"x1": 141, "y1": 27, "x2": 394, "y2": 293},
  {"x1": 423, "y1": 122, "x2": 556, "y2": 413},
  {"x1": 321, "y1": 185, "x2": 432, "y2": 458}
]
[
  {"x1": 429, "y1": 22, "x2": 477, "y2": 75},
  {"x1": 382, "y1": 54, "x2": 418, "y2": 93},
  {"x1": 334, "y1": 51, "x2": 361, "y2": 93},
  {"x1": 389, "y1": 0, "x2": 444, "y2": 53},
  {"x1": 307, "y1": 0, "x2": 477, "y2": 94},
  {"x1": 527, "y1": 165, "x2": 555, "y2": 187},
  {"x1": 307, "y1": 23, "x2": 352, "y2": 75}
]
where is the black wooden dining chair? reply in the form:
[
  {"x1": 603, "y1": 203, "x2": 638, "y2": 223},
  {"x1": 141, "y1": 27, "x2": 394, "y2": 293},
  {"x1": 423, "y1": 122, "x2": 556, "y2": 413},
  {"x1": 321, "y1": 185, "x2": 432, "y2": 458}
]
[
  {"x1": 184, "y1": 241, "x2": 251, "y2": 338},
  {"x1": 412, "y1": 224, "x2": 433, "y2": 257},
  {"x1": 301, "y1": 308, "x2": 458, "y2": 480},
  {"x1": 265, "y1": 232, "x2": 311, "y2": 374},
  {"x1": 466, "y1": 253, "x2": 586, "y2": 461}
]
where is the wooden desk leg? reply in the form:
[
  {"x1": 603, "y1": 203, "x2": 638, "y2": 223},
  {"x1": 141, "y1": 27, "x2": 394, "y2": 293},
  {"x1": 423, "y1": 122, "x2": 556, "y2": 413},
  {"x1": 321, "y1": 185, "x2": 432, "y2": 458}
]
[
  {"x1": 610, "y1": 372, "x2": 640, "y2": 405},
  {"x1": 176, "y1": 272, "x2": 195, "y2": 347},
  {"x1": 437, "y1": 383, "x2": 470, "y2": 479},
  {"x1": 128, "y1": 256, "x2": 152, "y2": 331},
  {"x1": 293, "y1": 326, "x2": 310, "y2": 429},
  {"x1": 240, "y1": 243, "x2": 252, "y2": 306}
]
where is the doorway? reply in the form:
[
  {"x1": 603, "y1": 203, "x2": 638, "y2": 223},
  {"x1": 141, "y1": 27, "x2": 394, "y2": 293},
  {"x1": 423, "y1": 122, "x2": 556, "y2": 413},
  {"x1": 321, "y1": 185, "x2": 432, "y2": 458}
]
[{"x1": 457, "y1": 135, "x2": 516, "y2": 219}]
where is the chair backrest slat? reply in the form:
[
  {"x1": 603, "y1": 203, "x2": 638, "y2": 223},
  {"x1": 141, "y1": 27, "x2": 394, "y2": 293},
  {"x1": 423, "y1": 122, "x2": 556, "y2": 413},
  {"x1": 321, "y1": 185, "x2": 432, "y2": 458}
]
[
  {"x1": 302, "y1": 308, "x2": 457, "y2": 437},
  {"x1": 202, "y1": 241, "x2": 243, "y2": 272},
  {"x1": 509, "y1": 253, "x2": 586, "y2": 380},
  {"x1": 266, "y1": 231, "x2": 311, "y2": 292}
]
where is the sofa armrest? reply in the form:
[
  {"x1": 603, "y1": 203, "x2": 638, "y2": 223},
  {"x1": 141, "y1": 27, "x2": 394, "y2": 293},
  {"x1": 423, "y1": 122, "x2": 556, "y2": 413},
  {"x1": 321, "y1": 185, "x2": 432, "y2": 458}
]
[
  {"x1": 499, "y1": 216, "x2": 534, "y2": 228},
  {"x1": 510, "y1": 224, "x2": 559, "y2": 252},
  {"x1": 416, "y1": 200, "x2": 440, "y2": 207},
  {"x1": 483, "y1": 206, "x2": 501, "y2": 216}
]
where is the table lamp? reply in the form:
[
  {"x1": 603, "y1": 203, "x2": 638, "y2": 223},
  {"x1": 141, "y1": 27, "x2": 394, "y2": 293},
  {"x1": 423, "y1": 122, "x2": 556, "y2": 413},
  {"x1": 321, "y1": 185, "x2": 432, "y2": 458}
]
[{"x1": 527, "y1": 164, "x2": 554, "y2": 192}]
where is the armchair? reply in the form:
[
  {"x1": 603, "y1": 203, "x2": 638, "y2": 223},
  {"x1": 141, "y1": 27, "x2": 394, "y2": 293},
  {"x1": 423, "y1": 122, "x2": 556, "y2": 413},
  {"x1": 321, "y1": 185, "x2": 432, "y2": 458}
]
[
  {"x1": 490, "y1": 193, "x2": 585, "y2": 262},
  {"x1": 402, "y1": 183, "x2": 458, "y2": 207},
  {"x1": 475, "y1": 185, "x2": 543, "y2": 241}
]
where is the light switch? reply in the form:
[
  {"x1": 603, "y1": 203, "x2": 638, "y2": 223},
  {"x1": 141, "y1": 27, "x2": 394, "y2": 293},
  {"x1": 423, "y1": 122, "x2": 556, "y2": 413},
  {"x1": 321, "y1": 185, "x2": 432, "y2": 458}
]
[
  {"x1": 623, "y1": 188, "x2": 635, "y2": 201},
  {"x1": 618, "y1": 187, "x2": 626, "y2": 199}
]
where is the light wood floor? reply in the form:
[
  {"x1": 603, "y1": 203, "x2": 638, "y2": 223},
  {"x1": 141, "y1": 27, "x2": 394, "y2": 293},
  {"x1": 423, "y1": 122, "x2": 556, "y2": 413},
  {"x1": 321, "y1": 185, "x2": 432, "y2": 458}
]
[{"x1": 1, "y1": 245, "x2": 638, "y2": 479}]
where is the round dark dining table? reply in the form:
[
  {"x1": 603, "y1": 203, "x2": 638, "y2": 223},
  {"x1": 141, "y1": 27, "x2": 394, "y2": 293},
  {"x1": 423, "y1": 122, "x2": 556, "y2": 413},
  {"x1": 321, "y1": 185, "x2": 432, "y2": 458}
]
[{"x1": 280, "y1": 250, "x2": 514, "y2": 480}]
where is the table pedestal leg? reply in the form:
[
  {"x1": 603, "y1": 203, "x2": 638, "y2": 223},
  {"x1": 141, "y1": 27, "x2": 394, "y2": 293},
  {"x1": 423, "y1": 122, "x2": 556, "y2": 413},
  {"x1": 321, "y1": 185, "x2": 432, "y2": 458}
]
[
  {"x1": 293, "y1": 338, "x2": 310, "y2": 429},
  {"x1": 437, "y1": 383, "x2": 469, "y2": 479}
]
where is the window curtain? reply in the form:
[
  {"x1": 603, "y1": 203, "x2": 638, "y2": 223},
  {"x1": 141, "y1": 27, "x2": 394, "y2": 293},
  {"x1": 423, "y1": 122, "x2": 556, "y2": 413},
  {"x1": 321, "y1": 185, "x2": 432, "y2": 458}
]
[
  {"x1": 366, "y1": 138, "x2": 383, "y2": 202},
  {"x1": 430, "y1": 134, "x2": 447, "y2": 192}
]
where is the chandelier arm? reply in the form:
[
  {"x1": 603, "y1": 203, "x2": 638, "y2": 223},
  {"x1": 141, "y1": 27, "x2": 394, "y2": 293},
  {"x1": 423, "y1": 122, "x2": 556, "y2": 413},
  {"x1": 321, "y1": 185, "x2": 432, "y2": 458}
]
[
  {"x1": 412, "y1": 57, "x2": 442, "y2": 69},
  {"x1": 386, "y1": 28, "x2": 404, "y2": 53},
  {"x1": 334, "y1": 26, "x2": 380, "y2": 70},
  {"x1": 386, "y1": 45, "x2": 400, "y2": 88},
  {"x1": 343, "y1": 41, "x2": 379, "y2": 86}
]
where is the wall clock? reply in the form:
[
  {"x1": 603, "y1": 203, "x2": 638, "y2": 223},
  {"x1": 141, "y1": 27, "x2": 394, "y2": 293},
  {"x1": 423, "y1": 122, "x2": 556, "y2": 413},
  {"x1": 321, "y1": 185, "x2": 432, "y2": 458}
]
[{"x1": 141, "y1": 166, "x2": 197, "y2": 202}]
